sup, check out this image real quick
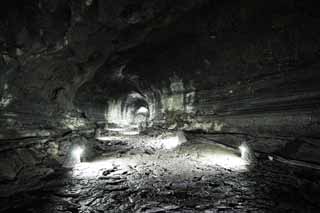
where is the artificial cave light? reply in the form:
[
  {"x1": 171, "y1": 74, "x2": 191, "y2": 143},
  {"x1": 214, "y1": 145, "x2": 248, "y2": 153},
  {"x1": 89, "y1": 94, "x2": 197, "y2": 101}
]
[
  {"x1": 239, "y1": 144, "x2": 248, "y2": 159},
  {"x1": 159, "y1": 135, "x2": 181, "y2": 149},
  {"x1": 72, "y1": 146, "x2": 84, "y2": 163}
]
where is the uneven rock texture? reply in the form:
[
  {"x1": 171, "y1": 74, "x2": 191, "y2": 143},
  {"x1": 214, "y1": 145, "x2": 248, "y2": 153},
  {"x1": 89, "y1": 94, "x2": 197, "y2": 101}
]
[
  {"x1": 0, "y1": 0, "x2": 208, "y2": 133},
  {"x1": 2, "y1": 136, "x2": 320, "y2": 213},
  {"x1": 75, "y1": 0, "x2": 320, "y2": 163},
  {"x1": 1, "y1": 0, "x2": 320, "y2": 161},
  {"x1": 1, "y1": 0, "x2": 320, "y2": 211},
  {"x1": 0, "y1": 129, "x2": 97, "y2": 199}
]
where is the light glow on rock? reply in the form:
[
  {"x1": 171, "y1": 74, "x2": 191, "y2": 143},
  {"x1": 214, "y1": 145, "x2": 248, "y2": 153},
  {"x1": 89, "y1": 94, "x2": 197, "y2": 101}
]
[
  {"x1": 107, "y1": 128, "x2": 125, "y2": 132},
  {"x1": 72, "y1": 158, "x2": 135, "y2": 178},
  {"x1": 159, "y1": 135, "x2": 181, "y2": 149},
  {"x1": 72, "y1": 147, "x2": 84, "y2": 163},
  {"x1": 239, "y1": 144, "x2": 248, "y2": 160},
  {"x1": 200, "y1": 153, "x2": 248, "y2": 170},
  {"x1": 73, "y1": 160, "x2": 113, "y2": 178},
  {"x1": 96, "y1": 136, "x2": 129, "y2": 141},
  {"x1": 121, "y1": 130, "x2": 140, "y2": 135},
  {"x1": 105, "y1": 127, "x2": 140, "y2": 136}
]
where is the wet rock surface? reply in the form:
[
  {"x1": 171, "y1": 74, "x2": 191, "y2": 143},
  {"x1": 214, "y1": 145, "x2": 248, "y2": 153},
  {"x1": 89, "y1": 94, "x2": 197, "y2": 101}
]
[{"x1": 2, "y1": 132, "x2": 320, "y2": 213}]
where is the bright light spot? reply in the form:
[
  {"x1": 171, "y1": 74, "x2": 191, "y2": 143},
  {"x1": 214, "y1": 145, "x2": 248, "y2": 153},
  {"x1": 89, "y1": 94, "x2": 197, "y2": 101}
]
[
  {"x1": 239, "y1": 144, "x2": 247, "y2": 159},
  {"x1": 107, "y1": 128, "x2": 124, "y2": 132},
  {"x1": 122, "y1": 130, "x2": 139, "y2": 135},
  {"x1": 96, "y1": 136, "x2": 128, "y2": 141},
  {"x1": 159, "y1": 136, "x2": 181, "y2": 149},
  {"x1": 106, "y1": 128, "x2": 140, "y2": 135},
  {"x1": 200, "y1": 153, "x2": 248, "y2": 170},
  {"x1": 136, "y1": 107, "x2": 148, "y2": 114},
  {"x1": 152, "y1": 131, "x2": 186, "y2": 150},
  {"x1": 72, "y1": 147, "x2": 84, "y2": 157},
  {"x1": 72, "y1": 147, "x2": 84, "y2": 163}
]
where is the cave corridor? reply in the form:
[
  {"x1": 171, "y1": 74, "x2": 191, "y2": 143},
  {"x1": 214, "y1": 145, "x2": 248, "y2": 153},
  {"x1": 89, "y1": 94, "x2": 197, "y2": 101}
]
[{"x1": 1, "y1": 0, "x2": 320, "y2": 212}]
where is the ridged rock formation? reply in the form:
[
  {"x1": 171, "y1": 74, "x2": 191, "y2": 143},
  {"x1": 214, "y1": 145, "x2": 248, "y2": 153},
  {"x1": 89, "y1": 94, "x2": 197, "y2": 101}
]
[{"x1": 1, "y1": 0, "x2": 320, "y2": 210}]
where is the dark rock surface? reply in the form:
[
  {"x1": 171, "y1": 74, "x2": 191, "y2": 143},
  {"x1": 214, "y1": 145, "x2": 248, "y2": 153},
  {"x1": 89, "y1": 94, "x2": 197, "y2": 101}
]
[
  {"x1": 2, "y1": 134, "x2": 320, "y2": 213},
  {"x1": 0, "y1": 129, "x2": 97, "y2": 198},
  {"x1": 1, "y1": 0, "x2": 320, "y2": 212},
  {"x1": 0, "y1": 0, "x2": 319, "y2": 142},
  {"x1": 1, "y1": 0, "x2": 320, "y2": 162}
]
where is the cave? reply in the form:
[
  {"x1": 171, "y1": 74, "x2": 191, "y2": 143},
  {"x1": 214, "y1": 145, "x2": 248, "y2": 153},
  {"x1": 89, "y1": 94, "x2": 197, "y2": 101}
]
[{"x1": 1, "y1": 0, "x2": 320, "y2": 212}]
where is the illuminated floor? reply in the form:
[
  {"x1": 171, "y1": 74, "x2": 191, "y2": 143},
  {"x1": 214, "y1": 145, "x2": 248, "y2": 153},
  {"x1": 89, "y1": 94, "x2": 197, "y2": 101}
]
[{"x1": 5, "y1": 135, "x2": 320, "y2": 213}]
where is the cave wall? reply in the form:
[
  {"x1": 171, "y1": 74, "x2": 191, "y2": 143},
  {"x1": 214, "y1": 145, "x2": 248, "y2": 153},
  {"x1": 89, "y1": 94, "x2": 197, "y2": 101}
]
[
  {"x1": 72, "y1": 0, "x2": 320, "y2": 166},
  {"x1": 119, "y1": 0, "x2": 320, "y2": 164},
  {"x1": 0, "y1": 0, "x2": 208, "y2": 135},
  {"x1": 0, "y1": 0, "x2": 210, "y2": 199},
  {"x1": 1, "y1": 0, "x2": 320, "y2": 184}
]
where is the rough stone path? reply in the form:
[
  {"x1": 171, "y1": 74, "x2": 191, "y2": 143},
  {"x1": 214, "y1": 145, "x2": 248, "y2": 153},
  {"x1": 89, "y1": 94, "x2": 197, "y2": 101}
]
[{"x1": 8, "y1": 140, "x2": 320, "y2": 213}]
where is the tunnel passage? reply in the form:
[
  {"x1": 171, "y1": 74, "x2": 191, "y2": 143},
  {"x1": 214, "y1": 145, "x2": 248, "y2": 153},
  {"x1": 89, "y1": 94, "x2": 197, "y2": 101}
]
[
  {"x1": 106, "y1": 92, "x2": 151, "y2": 128},
  {"x1": 134, "y1": 106, "x2": 149, "y2": 127},
  {"x1": 1, "y1": 0, "x2": 320, "y2": 212}
]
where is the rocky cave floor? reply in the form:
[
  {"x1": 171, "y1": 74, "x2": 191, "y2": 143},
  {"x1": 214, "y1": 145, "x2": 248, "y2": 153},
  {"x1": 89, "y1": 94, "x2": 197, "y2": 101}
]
[{"x1": 3, "y1": 132, "x2": 320, "y2": 213}]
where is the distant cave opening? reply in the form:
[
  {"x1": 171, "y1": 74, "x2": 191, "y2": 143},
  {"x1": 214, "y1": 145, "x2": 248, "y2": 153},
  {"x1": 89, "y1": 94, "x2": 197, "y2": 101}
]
[
  {"x1": 134, "y1": 106, "x2": 149, "y2": 127},
  {"x1": 105, "y1": 91, "x2": 151, "y2": 129}
]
